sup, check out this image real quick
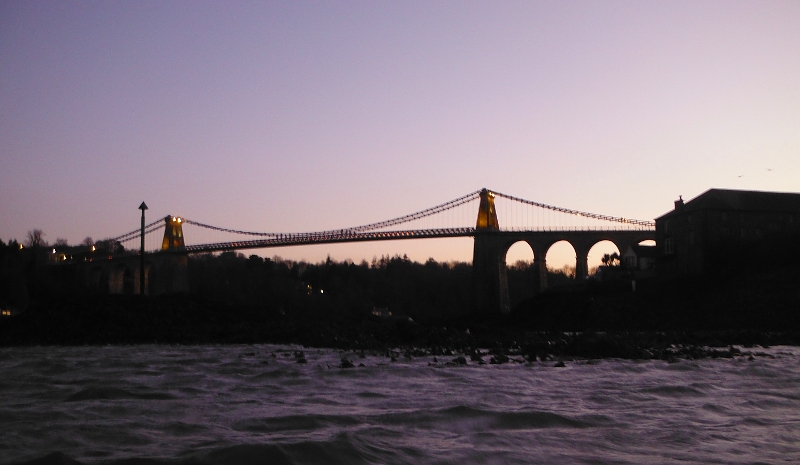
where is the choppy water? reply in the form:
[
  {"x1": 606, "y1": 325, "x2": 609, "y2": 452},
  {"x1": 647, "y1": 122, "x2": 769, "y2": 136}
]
[{"x1": 1, "y1": 344, "x2": 799, "y2": 465}]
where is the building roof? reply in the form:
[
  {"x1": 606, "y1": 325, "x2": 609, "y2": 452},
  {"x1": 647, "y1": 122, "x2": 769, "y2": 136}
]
[
  {"x1": 625, "y1": 244, "x2": 658, "y2": 258},
  {"x1": 657, "y1": 188, "x2": 800, "y2": 220}
]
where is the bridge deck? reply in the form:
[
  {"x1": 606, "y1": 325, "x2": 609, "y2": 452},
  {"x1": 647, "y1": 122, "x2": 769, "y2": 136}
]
[{"x1": 172, "y1": 227, "x2": 654, "y2": 255}]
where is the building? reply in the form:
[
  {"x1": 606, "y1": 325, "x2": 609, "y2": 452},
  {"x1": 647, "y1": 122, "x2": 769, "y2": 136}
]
[
  {"x1": 622, "y1": 244, "x2": 657, "y2": 274},
  {"x1": 655, "y1": 188, "x2": 800, "y2": 275}
]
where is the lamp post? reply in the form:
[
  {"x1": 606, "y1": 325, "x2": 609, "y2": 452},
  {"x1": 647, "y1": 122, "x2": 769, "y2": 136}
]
[{"x1": 138, "y1": 202, "x2": 148, "y2": 295}]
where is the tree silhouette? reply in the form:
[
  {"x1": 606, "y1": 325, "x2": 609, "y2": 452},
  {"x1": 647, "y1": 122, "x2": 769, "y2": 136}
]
[
  {"x1": 24, "y1": 229, "x2": 46, "y2": 248},
  {"x1": 601, "y1": 252, "x2": 620, "y2": 267}
]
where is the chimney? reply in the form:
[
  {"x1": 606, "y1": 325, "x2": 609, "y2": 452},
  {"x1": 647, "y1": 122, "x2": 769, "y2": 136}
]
[{"x1": 674, "y1": 195, "x2": 684, "y2": 212}]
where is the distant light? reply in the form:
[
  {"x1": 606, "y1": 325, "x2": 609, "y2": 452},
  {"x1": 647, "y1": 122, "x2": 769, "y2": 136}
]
[
  {"x1": 19, "y1": 244, "x2": 23, "y2": 249},
  {"x1": 91, "y1": 245, "x2": 96, "y2": 252},
  {"x1": 52, "y1": 248, "x2": 56, "y2": 254},
  {"x1": 177, "y1": 218, "x2": 182, "y2": 223},
  {"x1": 320, "y1": 289, "x2": 324, "y2": 294}
]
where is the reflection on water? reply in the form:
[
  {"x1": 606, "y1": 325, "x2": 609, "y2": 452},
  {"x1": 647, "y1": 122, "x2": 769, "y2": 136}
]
[{"x1": 1, "y1": 345, "x2": 799, "y2": 464}]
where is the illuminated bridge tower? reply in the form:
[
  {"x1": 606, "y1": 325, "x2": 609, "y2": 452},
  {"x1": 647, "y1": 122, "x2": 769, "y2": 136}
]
[
  {"x1": 162, "y1": 216, "x2": 186, "y2": 250},
  {"x1": 472, "y1": 189, "x2": 511, "y2": 315},
  {"x1": 157, "y1": 215, "x2": 189, "y2": 293}
]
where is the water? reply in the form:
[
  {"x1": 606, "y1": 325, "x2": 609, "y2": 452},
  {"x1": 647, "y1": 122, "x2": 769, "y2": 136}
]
[{"x1": 1, "y1": 345, "x2": 799, "y2": 464}]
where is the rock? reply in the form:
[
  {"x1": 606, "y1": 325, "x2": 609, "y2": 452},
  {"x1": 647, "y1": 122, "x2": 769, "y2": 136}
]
[{"x1": 340, "y1": 358, "x2": 355, "y2": 368}]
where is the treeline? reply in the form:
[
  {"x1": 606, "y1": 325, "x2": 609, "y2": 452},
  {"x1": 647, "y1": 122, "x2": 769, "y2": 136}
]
[
  {"x1": 0, "y1": 231, "x2": 129, "y2": 312},
  {"x1": 187, "y1": 252, "x2": 580, "y2": 320},
  {"x1": 0, "y1": 239, "x2": 32, "y2": 311},
  {"x1": 0, "y1": 230, "x2": 579, "y2": 319},
  {"x1": 188, "y1": 253, "x2": 475, "y2": 320}
]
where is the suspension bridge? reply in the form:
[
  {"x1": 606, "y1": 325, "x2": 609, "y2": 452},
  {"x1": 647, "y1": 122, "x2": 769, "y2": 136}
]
[{"x1": 62, "y1": 188, "x2": 656, "y2": 313}]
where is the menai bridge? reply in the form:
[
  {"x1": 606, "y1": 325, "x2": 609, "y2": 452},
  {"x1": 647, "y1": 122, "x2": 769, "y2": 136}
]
[{"x1": 65, "y1": 189, "x2": 654, "y2": 314}]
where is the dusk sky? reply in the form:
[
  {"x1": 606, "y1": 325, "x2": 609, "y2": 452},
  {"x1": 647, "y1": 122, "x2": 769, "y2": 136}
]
[{"x1": 2, "y1": 1, "x2": 799, "y2": 268}]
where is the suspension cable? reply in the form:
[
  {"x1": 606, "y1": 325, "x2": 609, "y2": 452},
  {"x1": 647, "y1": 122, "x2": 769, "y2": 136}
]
[
  {"x1": 182, "y1": 219, "x2": 277, "y2": 237},
  {"x1": 181, "y1": 189, "x2": 483, "y2": 237},
  {"x1": 491, "y1": 190, "x2": 654, "y2": 227},
  {"x1": 108, "y1": 218, "x2": 166, "y2": 243},
  {"x1": 346, "y1": 189, "x2": 481, "y2": 232},
  {"x1": 117, "y1": 222, "x2": 166, "y2": 243}
]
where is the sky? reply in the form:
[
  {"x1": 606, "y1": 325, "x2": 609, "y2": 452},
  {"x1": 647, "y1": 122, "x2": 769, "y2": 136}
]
[{"x1": 2, "y1": 1, "x2": 799, "y2": 269}]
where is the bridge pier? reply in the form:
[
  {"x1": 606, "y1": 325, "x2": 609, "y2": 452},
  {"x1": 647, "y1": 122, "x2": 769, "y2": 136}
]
[
  {"x1": 471, "y1": 190, "x2": 512, "y2": 315},
  {"x1": 81, "y1": 252, "x2": 188, "y2": 296},
  {"x1": 575, "y1": 249, "x2": 589, "y2": 281},
  {"x1": 472, "y1": 232, "x2": 511, "y2": 315},
  {"x1": 534, "y1": 255, "x2": 548, "y2": 291}
]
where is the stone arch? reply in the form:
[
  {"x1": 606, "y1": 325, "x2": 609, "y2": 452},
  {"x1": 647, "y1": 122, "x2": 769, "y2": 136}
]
[
  {"x1": 133, "y1": 262, "x2": 155, "y2": 295},
  {"x1": 472, "y1": 230, "x2": 656, "y2": 314},
  {"x1": 143, "y1": 261, "x2": 155, "y2": 295},
  {"x1": 544, "y1": 240, "x2": 578, "y2": 284},
  {"x1": 109, "y1": 264, "x2": 134, "y2": 295},
  {"x1": 87, "y1": 267, "x2": 108, "y2": 294},
  {"x1": 587, "y1": 240, "x2": 621, "y2": 275},
  {"x1": 504, "y1": 240, "x2": 536, "y2": 268},
  {"x1": 503, "y1": 240, "x2": 539, "y2": 308}
]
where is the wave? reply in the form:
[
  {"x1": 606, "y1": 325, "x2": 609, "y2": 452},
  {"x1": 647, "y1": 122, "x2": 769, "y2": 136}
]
[
  {"x1": 379, "y1": 405, "x2": 612, "y2": 430},
  {"x1": 65, "y1": 387, "x2": 176, "y2": 402},
  {"x1": 233, "y1": 414, "x2": 361, "y2": 434},
  {"x1": 638, "y1": 384, "x2": 706, "y2": 397}
]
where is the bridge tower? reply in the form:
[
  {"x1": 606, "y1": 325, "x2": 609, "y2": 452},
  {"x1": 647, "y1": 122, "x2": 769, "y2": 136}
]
[
  {"x1": 162, "y1": 216, "x2": 186, "y2": 250},
  {"x1": 157, "y1": 215, "x2": 189, "y2": 293},
  {"x1": 472, "y1": 189, "x2": 511, "y2": 315},
  {"x1": 475, "y1": 188, "x2": 499, "y2": 230}
]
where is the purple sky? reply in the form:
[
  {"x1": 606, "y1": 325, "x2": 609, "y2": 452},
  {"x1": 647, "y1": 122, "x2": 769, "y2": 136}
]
[{"x1": 2, "y1": 1, "x2": 799, "y2": 268}]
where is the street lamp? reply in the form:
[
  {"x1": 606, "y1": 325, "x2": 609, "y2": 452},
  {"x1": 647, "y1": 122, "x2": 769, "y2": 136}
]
[{"x1": 139, "y1": 202, "x2": 148, "y2": 295}]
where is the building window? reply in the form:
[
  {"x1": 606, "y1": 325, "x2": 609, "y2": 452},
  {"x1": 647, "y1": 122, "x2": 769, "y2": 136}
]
[
  {"x1": 665, "y1": 237, "x2": 674, "y2": 255},
  {"x1": 689, "y1": 231, "x2": 695, "y2": 246},
  {"x1": 721, "y1": 211, "x2": 728, "y2": 221},
  {"x1": 740, "y1": 228, "x2": 746, "y2": 239},
  {"x1": 664, "y1": 220, "x2": 670, "y2": 234}
]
